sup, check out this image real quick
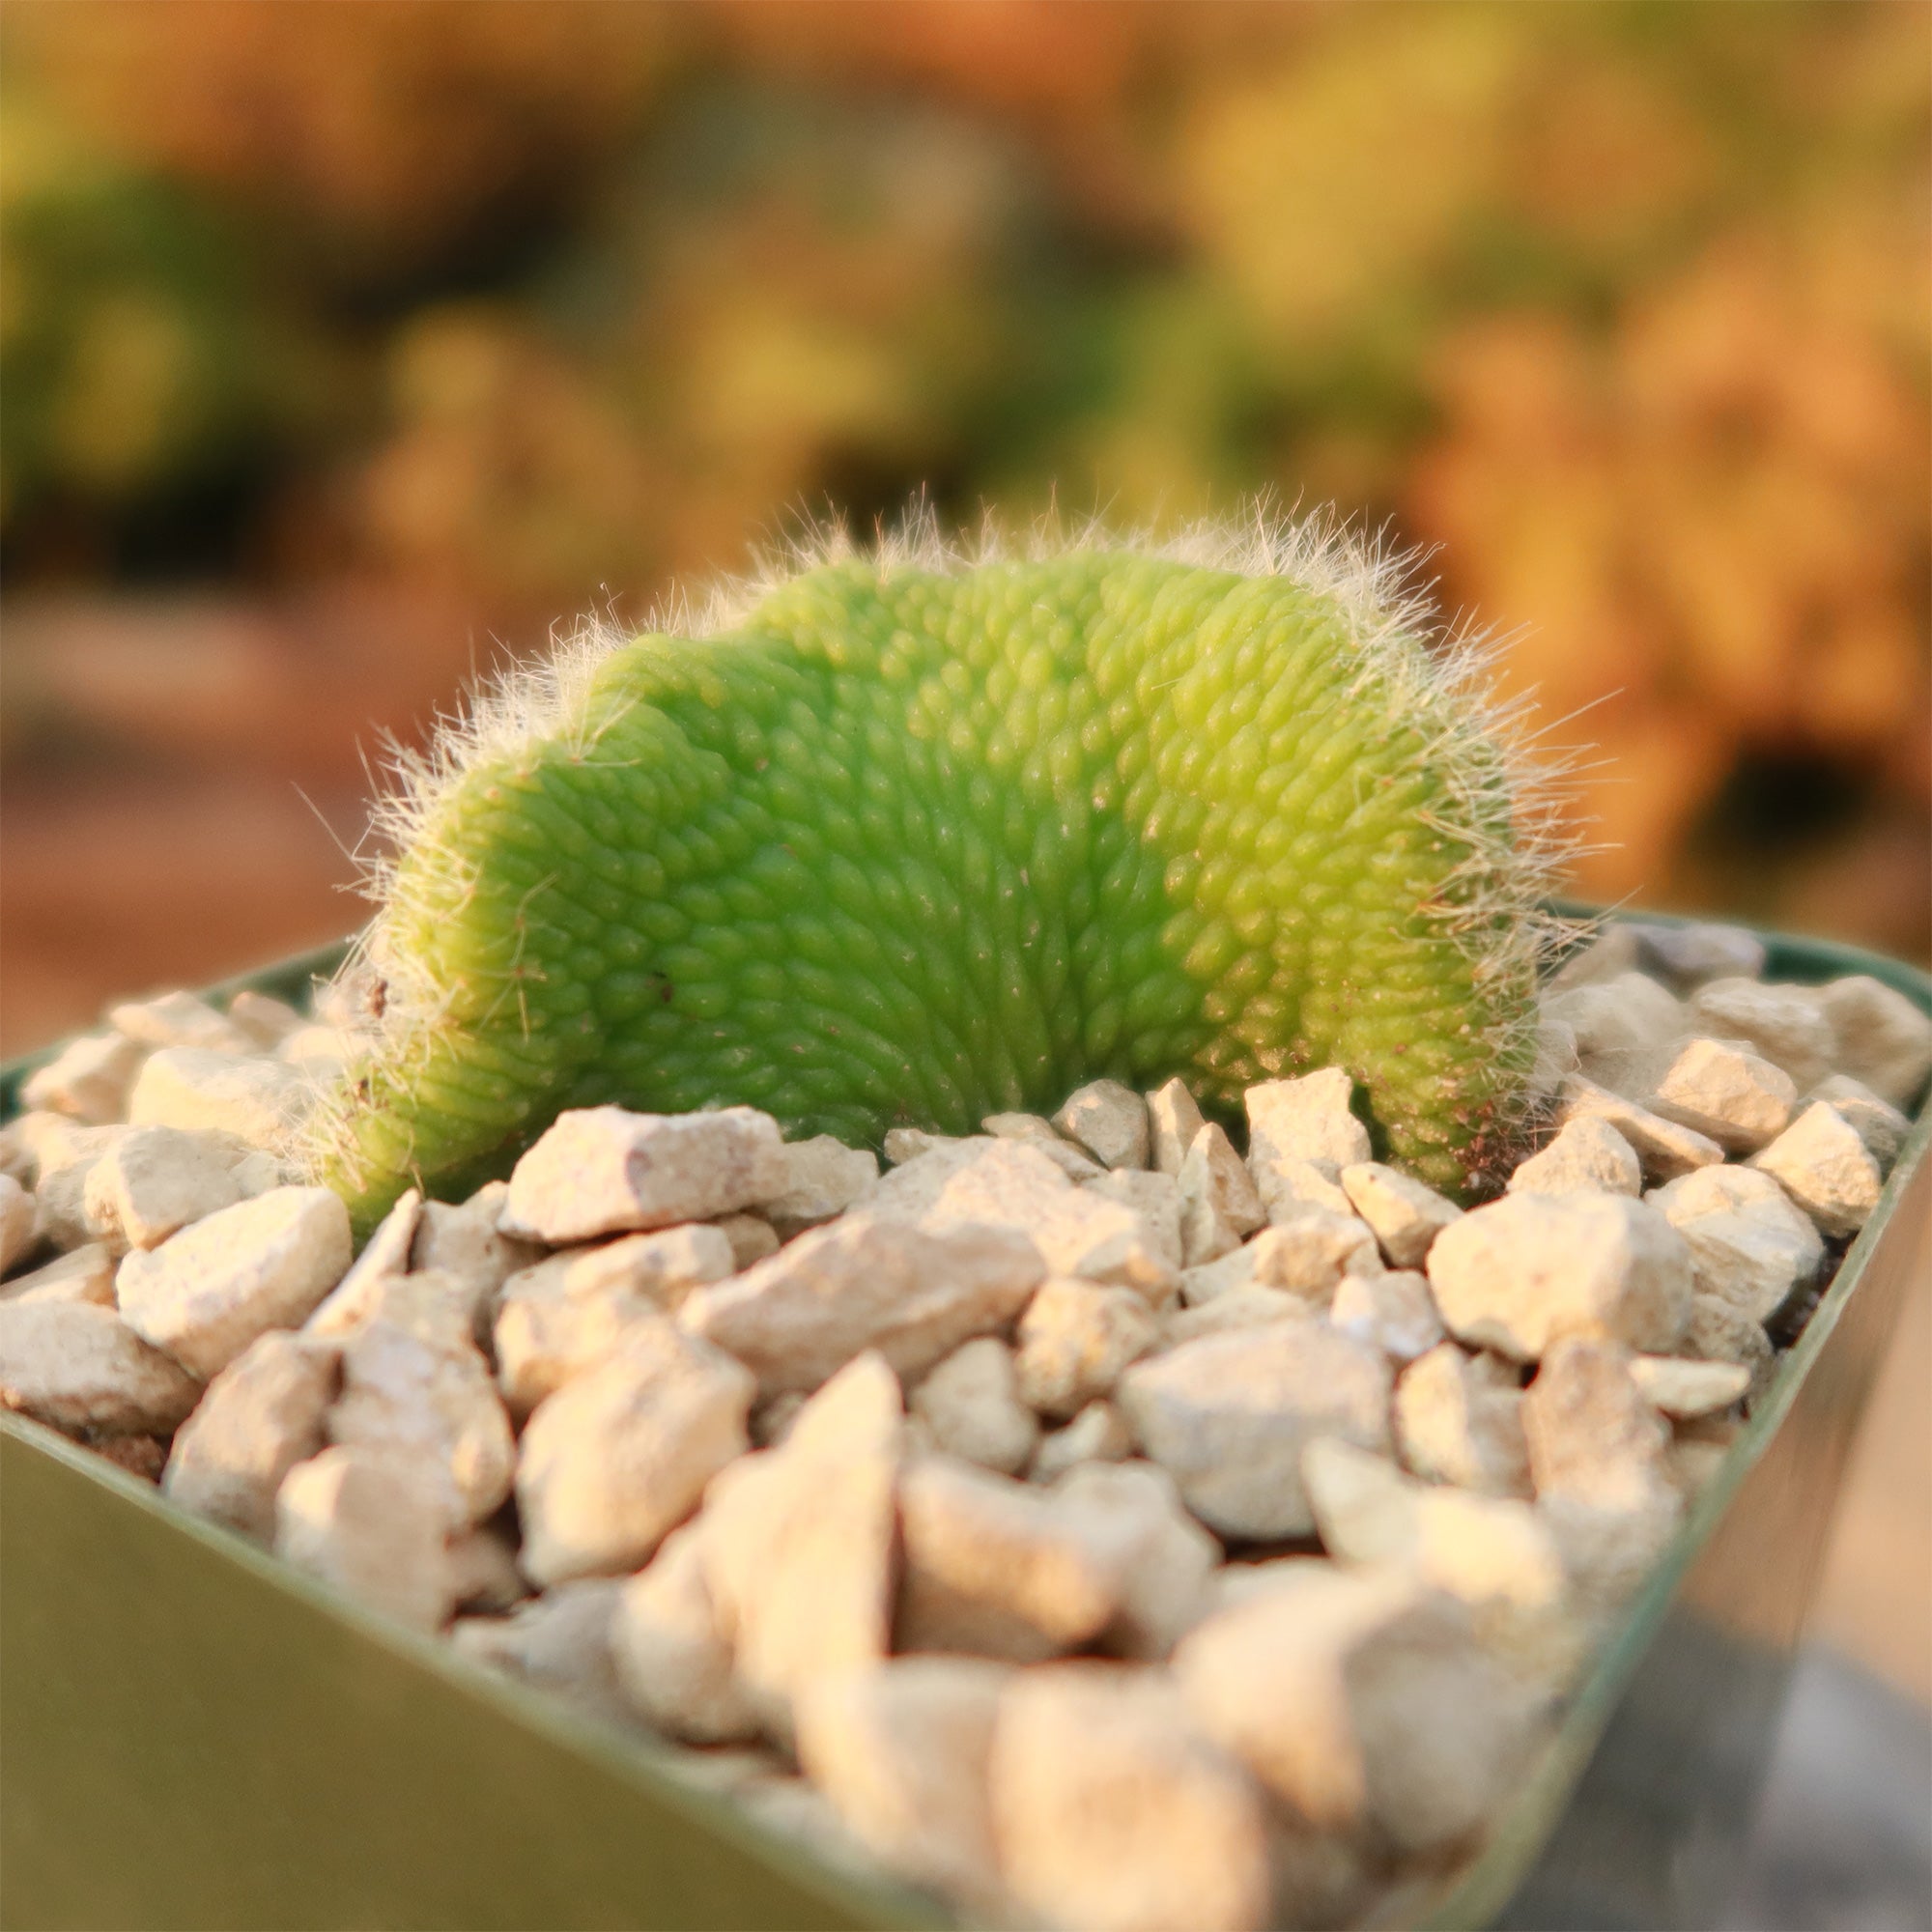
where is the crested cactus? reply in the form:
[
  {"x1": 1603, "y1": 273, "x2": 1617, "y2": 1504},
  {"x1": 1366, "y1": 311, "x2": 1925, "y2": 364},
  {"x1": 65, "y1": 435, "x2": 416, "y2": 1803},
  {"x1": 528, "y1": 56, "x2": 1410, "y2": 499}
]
[{"x1": 305, "y1": 512, "x2": 1565, "y2": 1232}]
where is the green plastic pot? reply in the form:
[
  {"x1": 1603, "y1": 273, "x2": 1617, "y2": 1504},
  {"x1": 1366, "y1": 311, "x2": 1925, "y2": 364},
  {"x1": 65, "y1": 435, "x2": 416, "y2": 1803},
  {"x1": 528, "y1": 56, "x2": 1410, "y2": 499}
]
[{"x1": 2, "y1": 915, "x2": 1927, "y2": 1932}]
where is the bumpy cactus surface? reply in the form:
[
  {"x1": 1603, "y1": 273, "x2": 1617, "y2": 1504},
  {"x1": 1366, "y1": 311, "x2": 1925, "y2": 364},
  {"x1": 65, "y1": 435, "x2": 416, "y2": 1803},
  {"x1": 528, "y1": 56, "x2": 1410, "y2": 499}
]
[{"x1": 307, "y1": 516, "x2": 1560, "y2": 1231}]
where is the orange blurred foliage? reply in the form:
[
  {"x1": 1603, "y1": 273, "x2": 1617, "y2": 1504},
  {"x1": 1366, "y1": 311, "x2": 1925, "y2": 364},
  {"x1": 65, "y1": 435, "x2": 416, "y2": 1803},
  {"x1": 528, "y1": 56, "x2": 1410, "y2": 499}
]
[{"x1": 1413, "y1": 222, "x2": 1929, "y2": 905}]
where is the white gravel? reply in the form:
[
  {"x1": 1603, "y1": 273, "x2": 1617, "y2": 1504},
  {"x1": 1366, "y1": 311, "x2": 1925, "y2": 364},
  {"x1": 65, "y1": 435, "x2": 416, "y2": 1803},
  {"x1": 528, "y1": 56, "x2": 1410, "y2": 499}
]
[{"x1": 3, "y1": 932, "x2": 1921, "y2": 1932}]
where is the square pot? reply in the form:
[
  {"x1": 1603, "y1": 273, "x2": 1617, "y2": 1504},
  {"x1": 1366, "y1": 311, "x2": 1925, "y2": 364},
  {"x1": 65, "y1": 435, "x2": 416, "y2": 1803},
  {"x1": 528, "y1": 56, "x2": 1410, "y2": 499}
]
[{"x1": 3, "y1": 917, "x2": 1926, "y2": 1932}]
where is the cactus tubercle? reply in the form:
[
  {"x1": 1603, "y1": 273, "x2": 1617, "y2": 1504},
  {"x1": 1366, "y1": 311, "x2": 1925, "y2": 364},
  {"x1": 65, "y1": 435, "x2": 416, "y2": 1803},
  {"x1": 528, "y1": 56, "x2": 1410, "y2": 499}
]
[{"x1": 303, "y1": 510, "x2": 1568, "y2": 1232}]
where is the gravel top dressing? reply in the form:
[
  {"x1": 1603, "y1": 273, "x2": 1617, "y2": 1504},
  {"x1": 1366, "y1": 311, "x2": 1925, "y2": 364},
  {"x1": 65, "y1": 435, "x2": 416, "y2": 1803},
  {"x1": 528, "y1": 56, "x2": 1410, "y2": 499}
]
[{"x1": 4, "y1": 519, "x2": 1930, "y2": 1932}]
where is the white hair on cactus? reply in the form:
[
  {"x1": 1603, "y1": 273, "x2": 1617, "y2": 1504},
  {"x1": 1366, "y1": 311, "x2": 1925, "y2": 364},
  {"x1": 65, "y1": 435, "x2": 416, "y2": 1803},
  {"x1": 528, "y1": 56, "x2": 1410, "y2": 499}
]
[{"x1": 303, "y1": 499, "x2": 1587, "y2": 1193}]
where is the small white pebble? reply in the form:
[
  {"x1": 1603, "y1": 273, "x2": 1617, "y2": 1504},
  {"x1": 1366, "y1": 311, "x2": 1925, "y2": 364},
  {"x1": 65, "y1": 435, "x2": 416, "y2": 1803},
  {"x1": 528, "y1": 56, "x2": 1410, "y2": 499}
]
[
  {"x1": 1507, "y1": 1115, "x2": 1642, "y2": 1197},
  {"x1": 1542, "y1": 972, "x2": 1685, "y2": 1096},
  {"x1": 13, "y1": 1112, "x2": 120, "y2": 1183},
  {"x1": 275, "y1": 1446, "x2": 453, "y2": 1631},
  {"x1": 882, "y1": 1126, "x2": 970, "y2": 1166},
  {"x1": 229, "y1": 1150, "x2": 290, "y2": 1199},
  {"x1": 517, "y1": 1322, "x2": 753, "y2": 1586},
  {"x1": 225, "y1": 989, "x2": 306, "y2": 1049},
  {"x1": 1029, "y1": 1400, "x2": 1132, "y2": 1483},
  {"x1": 797, "y1": 1657, "x2": 1009, "y2": 1902},
  {"x1": 447, "y1": 1578, "x2": 632, "y2": 1724},
  {"x1": 1245, "y1": 1068, "x2": 1371, "y2": 1185},
  {"x1": 1527, "y1": 1017, "x2": 1581, "y2": 1108},
  {"x1": 1688, "y1": 979, "x2": 1833, "y2": 1091},
  {"x1": 501, "y1": 1105, "x2": 787, "y2": 1244},
  {"x1": 1554, "y1": 1076, "x2": 1724, "y2": 1182},
  {"x1": 611, "y1": 1523, "x2": 759, "y2": 1745},
  {"x1": 82, "y1": 1124, "x2": 244, "y2": 1253},
  {"x1": 2, "y1": 1243, "x2": 118, "y2": 1308},
  {"x1": 1177, "y1": 1123, "x2": 1266, "y2": 1265},
  {"x1": 1427, "y1": 1192, "x2": 1691, "y2": 1361},
  {"x1": 330, "y1": 1318, "x2": 515, "y2": 1525},
  {"x1": 323, "y1": 1268, "x2": 477, "y2": 1354},
  {"x1": 858, "y1": 1138, "x2": 1174, "y2": 1300},
  {"x1": 128, "y1": 1047, "x2": 310, "y2": 1145},
  {"x1": 910, "y1": 1336, "x2": 1040, "y2": 1477},
  {"x1": 1817, "y1": 976, "x2": 1932, "y2": 1110},
  {"x1": 110, "y1": 990, "x2": 254, "y2": 1055},
  {"x1": 1805, "y1": 1075, "x2": 1911, "y2": 1172},
  {"x1": 711, "y1": 1212, "x2": 780, "y2": 1268},
  {"x1": 1177, "y1": 1176, "x2": 1239, "y2": 1269},
  {"x1": 1300, "y1": 1439, "x2": 1577, "y2": 1685},
  {"x1": 0, "y1": 1119, "x2": 33, "y2": 1187},
  {"x1": 1749, "y1": 1102, "x2": 1884, "y2": 1237},
  {"x1": 1647, "y1": 1037, "x2": 1795, "y2": 1154},
  {"x1": 1117, "y1": 1322, "x2": 1391, "y2": 1540},
  {"x1": 20, "y1": 1033, "x2": 147, "y2": 1125},
  {"x1": 1264, "y1": 1209, "x2": 1386, "y2": 1291},
  {"x1": 411, "y1": 1183, "x2": 541, "y2": 1319},
  {"x1": 1161, "y1": 1285, "x2": 1311, "y2": 1347},
  {"x1": 32, "y1": 1141, "x2": 121, "y2": 1253},
  {"x1": 1258, "y1": 1156, "x2": 1356, "y2": 1223},
  {"x1": 303, "y1": 1188, "x2": 424, "y2": 1340},
  {"x1": 1053, "y1": 1081, "x2": 1151, "y2": 1172},
  {"x1": 163, "y1": 1330, "x2": 341, "y2": 1541},
  {"x1": 1645, "y1": 1166, "x2": 1823, "y2": 1325},
  {"x1": 753, "y1": 1136, "x2": 879, "y2": 1237},
  {"x1": 1145, "y1": 1077, "x2": 1208, "y2": 1179},
  {"x1": 1522, "y1": 1338, "x2": 1677, "y2": 1520},
  {"x1": 1626, "y1": 1355, "x2": 1750, "y2": 1420},
  {"x1": 1329, "y1": 1269, "x2": 1446, "y2": 1363},
  {"x1": 983, "y1": 1114, "x2": 1104, "y2": 1181},
  {"x1": 445, "y1": 1523, "x2": 527, "y2": 1614},
  {"x1": 1393, "y1": 1342, "x2": 1529, "y2": 1497},
  {"x1": 1175, "y1": 1566, "x2": 1534, "y2": 1855},
  {"x1": 1634, "y1": 923, "x2": 1767, "y2": 990},
  {"x1": 0, "y1": 1297, "x2": 203, "y2": 1435},
  {"x1": 1199, "y1": 1211, "x2": 1382, "y2": 1309},
  {"x1": 992, "y1": 1665, "x2": 1273, "y2": 1932},
  {"x1": 0, "y1": 1175, "x2": 38, "y2": 1275},
  {"x1": 1084, "y1": 1168, "x2": 1184, "y2": 1277},
  {"x1": 1646, "y1": 1163, "x2": 1803, "y2": 1225},
  {"x1": 1666, "y1": 1435, "x2": 1732, "y2": 1501},
  {"x1": 494, "y1": 1272, "x2": 665, "y2": 1421},
  {"x1": 680, "y1": 1213, "x2": 1042, "y2": 1397},
  {"x1": 1046, "y1": 1458, "x2": 1219, "y2": 1659},
  {"x1": 501, "y1": 1223, "x2": 735, "y2": 1316},
  {"x1": 1014, "y1": 1279, "x2": 1159, "y2": 1421},
  {"x1": 696, "y1": 1354, "x2": 901, "y2": 1737},
  {"x1": 1548, "y1": 923, "x2": 1644, "y2": 991},
  {"x1": 1339, "y1": 1162, "x2": 1462, "y2": 1267},
  {"x1": 896, "y1": 1452, "x2": 1125, "y2": 1662},
  {"x1": 116, "y1": 1186, "x2": 353, "y2": 1379},
  {"x1": 1681, "y1": 1293, "x2": 1776, "y2": 1406}
]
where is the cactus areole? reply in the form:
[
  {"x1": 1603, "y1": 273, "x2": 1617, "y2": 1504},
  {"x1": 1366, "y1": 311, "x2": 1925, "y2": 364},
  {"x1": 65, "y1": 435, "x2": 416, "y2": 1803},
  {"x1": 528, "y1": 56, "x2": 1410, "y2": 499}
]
[{"x1": 306, "y1": 515, "x2": 1562, "y2": 1232}]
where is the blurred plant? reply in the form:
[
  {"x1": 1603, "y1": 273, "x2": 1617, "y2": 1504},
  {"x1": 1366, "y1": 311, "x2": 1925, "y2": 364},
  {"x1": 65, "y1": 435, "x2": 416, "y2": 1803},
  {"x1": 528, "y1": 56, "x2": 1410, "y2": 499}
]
[
  {"x1": 1172, "y1": 0, "x2": 1929, "y2": 926},
  {"x1": 0, "y1": 97, "x2": 313, "y2": 549},
  {"x1": 1413, "y1": 224, "x2": 1929, "y2": 898},
  {"x1": 3, "y1": 0, "x2": 681, "y2": 287},
  {"x1": 0, "y1": 0, "x2": 1924, "y2": 950}
]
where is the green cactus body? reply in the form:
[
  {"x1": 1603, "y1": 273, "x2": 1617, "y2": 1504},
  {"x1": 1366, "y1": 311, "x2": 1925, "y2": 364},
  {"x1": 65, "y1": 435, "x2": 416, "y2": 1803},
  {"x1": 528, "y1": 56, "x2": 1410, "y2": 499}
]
[{"x1": 310, "y1": 526, "x2": 1554, "y2": 1231}]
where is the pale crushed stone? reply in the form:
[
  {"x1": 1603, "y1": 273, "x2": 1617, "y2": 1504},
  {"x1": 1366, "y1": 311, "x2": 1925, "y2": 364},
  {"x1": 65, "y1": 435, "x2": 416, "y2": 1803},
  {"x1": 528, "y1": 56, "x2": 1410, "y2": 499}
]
[{"x1": 3, "y1": 939, "x2": 1923, "y2": 1932}]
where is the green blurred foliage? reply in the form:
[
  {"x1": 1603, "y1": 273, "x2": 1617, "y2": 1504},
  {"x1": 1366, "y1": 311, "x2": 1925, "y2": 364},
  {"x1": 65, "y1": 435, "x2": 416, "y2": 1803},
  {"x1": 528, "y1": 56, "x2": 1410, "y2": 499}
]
[
  {"x1": 2, "y1": 99, "x2": 294, "y2": 528},
  {"x1": 2, "y1": 0, "x2": 1926, "y2": 946}
]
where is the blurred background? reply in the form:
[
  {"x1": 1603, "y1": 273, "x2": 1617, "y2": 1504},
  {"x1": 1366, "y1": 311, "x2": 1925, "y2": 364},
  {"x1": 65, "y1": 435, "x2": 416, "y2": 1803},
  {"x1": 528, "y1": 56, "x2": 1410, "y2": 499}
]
[
  {"x1": 4, "y1": 0, "x2": 1929, "y2": 1057},
  {"x1": 0, "y1": 6, "x2": 1927, "y2": 1904}
]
